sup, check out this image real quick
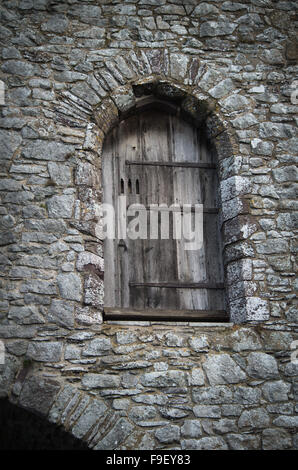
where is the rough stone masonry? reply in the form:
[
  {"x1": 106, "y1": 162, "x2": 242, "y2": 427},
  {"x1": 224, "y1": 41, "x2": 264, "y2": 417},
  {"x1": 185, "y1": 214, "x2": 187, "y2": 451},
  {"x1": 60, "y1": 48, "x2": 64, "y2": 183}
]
[{"x1": 0, "y1": 0, "x2": 297, "y2": 450}]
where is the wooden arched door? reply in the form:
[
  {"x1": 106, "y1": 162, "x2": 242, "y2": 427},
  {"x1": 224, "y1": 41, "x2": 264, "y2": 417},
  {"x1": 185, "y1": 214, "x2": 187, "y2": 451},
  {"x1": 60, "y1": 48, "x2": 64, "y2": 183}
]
[{"x1": 103, "y1": 105, "x2": 226, "y2": 321}]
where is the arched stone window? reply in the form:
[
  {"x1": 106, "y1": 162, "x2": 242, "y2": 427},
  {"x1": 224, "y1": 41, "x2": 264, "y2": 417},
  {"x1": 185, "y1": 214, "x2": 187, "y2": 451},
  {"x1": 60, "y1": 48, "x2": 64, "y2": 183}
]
[
  {"x1": 74, "y1": 78, "x2": 269, "y2": 324},
  {"x1": 102, "y1": 95, "x2": 226, "y2": 322}
]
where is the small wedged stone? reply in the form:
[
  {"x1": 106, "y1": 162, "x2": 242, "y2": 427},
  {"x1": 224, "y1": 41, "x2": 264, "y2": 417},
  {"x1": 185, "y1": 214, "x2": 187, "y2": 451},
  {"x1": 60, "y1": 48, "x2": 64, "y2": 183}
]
[
  {"x1": 71, "y1": 399, "x2": 107, "y2": 439},
  {"x1": 93, "y1": 417, "x2": 134, "y2": 450}
]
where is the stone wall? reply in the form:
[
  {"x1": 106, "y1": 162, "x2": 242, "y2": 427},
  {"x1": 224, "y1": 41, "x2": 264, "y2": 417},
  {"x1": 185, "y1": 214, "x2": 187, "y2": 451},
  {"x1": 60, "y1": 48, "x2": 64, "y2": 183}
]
[{"x1": 0, "y1": 0, "x2": 297, "y2": 450}]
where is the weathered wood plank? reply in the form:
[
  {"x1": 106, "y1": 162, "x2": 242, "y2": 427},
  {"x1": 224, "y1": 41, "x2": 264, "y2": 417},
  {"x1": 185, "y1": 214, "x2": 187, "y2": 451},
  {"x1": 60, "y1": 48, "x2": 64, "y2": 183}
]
[
  {"x1": 104, "y1": 307, "x2": 228, "y2": 322},
  {"x1": 126, "y1": 160, "x2": 216, "y2": 169}
]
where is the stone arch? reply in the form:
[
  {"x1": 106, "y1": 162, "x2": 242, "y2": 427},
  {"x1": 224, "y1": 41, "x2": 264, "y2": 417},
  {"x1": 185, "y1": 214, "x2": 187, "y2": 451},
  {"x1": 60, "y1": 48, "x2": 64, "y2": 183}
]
[
  {"x1": 68, "y1": 73, "x2": 268, "y2": 323},
  {"x1": 7, "y1": 369, "x2": 137, "y2": 450}
]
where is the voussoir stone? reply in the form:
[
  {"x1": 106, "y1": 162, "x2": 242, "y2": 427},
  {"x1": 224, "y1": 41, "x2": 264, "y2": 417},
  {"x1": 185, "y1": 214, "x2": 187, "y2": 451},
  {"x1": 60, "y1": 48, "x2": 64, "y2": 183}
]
[
  {"x1": 71, "y1": 399, "x2": 107, "y2": 439},
  {"x1": 19, "y1": 375, "x2": 61, "y2": 415},
  {"x1": 93, "y1": 418, "x2": 134, "y2": 450}
]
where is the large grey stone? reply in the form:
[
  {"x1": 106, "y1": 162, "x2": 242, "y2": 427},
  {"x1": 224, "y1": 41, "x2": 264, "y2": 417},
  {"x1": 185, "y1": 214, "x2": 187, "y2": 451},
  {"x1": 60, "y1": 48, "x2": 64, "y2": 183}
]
[
  {"x1": 155, "y1": 425, "x2": 180, "y2": 444},
  {"x1": 129, "y1": 405, "x2": 157, "y2": 424},
  {"x1": 48, "y1": 162, "x2": 72, "y2": 186},
  {"x1": 20, "y1": 280, "x2": 57, "y2": 295},
  {"x1": 160, "y1": 408, "x2": 189, "y2": 419},
  {"x1": 82, "y1": 373, "x2": 120, "y2": 389},
  {"x1": 6, "y1": 340, "x2": 28, "y2": 356},
  {"x1": 273, "y1": 416, "x2": 298, "y2": 428},
  {"x1": 200, "y1": 22, "x2": 237, "y2": 37},
  {"x1": 247, "y1": 352, "x2": 279, "y2": 379},
  {"x1": 220, "y1": 176, "x2": 251, "y2": 202},
  {"x1": 203, "y1": 354, "x2": 246, "y2": 385},
  {"x1": 22, "y1": 140, "x2": 75, "y2": 161},
  {"x1": 231, "y1": 113, "x2": 258, "y2": 129},
  {"x1": 262, "y1": 381, "x2": 290, "y2": 402},
  {"x1": 48, "y1": 300, "x2": 74, "y2": 328},
  {"x1": 27, "y1": 341, "x2": 63, "y2": 362},
  {"x1": 181, "y1": 420, "x2": 202, "y2": 438},
  {"x1": 41, "y1": 15, "x2": 68, "y2": 33},
  {"x1": 238, "y1": 408, "x2": 270, "y2": 430},
  {"x1": 57, "y1": 273, "x2": 82, "y2": 301},
  {"x1": 170, "y1": 53, "x2": 189, "y2": 81},
  {"x1": 213, "y1": 419, "x2": 237, "y2": 434},
  {"x1": 19, "y1": 375, "x2": 60, "y2": 415},
  {"x1": 221, "y1": 94, "x2": 250, "y2": 111},
  {"x1": 193, "y1": 405, "x2": 221, "y2": 418},
  {"x1": 0, "y1": 355, "x2": 20, "y2": 398},
  {"x1": 181, "y1": 437, "x2": 228, "y2": 450},
  {"x1": 140, "y1": 371, "x2": 186, "y2": 388},
  {"x1": 111, "y1": 86, "x2": 135, "y2": 113},
  {"x1": 262, "y1": 429, "x2": 292, "y2": 450},
  {"x1": 76, "y1": 251, "x2": 104, "y2": 273},
  {"x1": 47, "y1": 194, "x2": 75, "y2": 218},
  {"x1": 0, "y1": 130, "x2": 22, "y2": 160},
  {"x1": 256, "y1": 239, "x2": 289, "y2": 255},
  {"x1": 229, "y1": 327, "x2": 262, "y2": 351},
  {"x1": 2, "y1": 60, "x2": 35, "y2": 77},
  {"x1": 272, "y1": 166, "x2": 298, "y2": 183},
  {"x1": 193, "y1": 386, "x2": 233, "y2": 404},
  {"x1": 227, "y1": 433, "x2": 260, "y2": 450},
  {"x1": 233, "y1": 386, "x2": 261, "y2": 405},
  {"x1": 188, "y1": 335, "x2": 209, "y2": 352},
  {"x1": 189, "y1": 368, "x2": 205, "y2": 386},
  {"x1": 8, "y1": 305, "x2": 44, "y2": 325},
  {"x1": 260, "y1": 123, "x2": 296, "y2": 138},
  {"x1": 82, "y1": 337, "x2": 112, "y2": 356},
  {"x1": 116, "y1": 331, "x2": 137, "y2": 345}
]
